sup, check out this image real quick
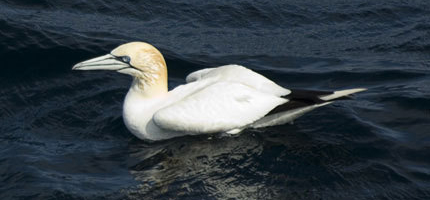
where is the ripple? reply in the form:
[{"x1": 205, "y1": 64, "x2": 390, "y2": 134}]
[{"x1": 1, "y1": 0, "x2": 430, "y2": 199}]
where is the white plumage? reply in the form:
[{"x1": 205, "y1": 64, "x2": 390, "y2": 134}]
[
  {"x1": 72, "y1": 42, "x2": 366, "y2": 141},
  {"x1": 153, "y1": 77, "x2": 287, "y2": 133}
]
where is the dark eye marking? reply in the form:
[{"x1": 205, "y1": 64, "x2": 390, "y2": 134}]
[
  {"x1": 112, "y1": 55, "x2": 144, "y2": 72},
  {"x1": 121, "y1": 56, "x2": 131, "y2": 63}
]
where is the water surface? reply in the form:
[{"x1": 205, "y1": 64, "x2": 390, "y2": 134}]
[{"x1": 0, "y1": 0, "x2": 429, "y2": 199}]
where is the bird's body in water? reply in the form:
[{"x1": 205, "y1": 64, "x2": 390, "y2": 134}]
[{"x1": 73, "y1": 42, "x2": 366, "y2": 141}]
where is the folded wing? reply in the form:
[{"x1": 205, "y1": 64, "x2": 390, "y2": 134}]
[
  {"x1": 186, "y1": 65, "x2": 291, "y2": 96},
  {"x1": 153, "y1": 82, "x2": 287, "y2": 133}
]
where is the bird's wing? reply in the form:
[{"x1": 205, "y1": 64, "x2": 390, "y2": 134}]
[
  {"x1": 153, "y1": 81, "x2": 287, "y2": 133},
  {"x1": 186, "y1": 65, "x2": 291, "y2": 96},
  {"x1": 185, "y1": 68, "x2": 215, "y2": 83}
]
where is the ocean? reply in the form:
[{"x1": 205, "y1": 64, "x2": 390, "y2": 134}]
[{"x1": 0, "y1": 0, "x2": 429, "y2": 199}]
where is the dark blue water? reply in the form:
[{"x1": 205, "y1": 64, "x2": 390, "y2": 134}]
[{"x1": 1, "y1": 0, "x2": 429, "y2": 199}]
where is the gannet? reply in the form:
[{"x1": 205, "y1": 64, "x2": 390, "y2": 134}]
[{"x1": 72, "y1": 42, "x2": 366, "y2": 141}]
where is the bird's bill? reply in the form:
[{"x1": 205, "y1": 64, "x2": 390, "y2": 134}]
[{"x1": 72, "y1": 54, "x2": 129, "y2": 71}]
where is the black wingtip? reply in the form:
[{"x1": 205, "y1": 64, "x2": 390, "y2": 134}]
[{"x1": 266, "y1": 88, "x2": 355, "y2": 116}]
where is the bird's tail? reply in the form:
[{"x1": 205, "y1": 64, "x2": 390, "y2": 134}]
[
  {"x1": 318, "y1": 88, "x2": 367, "y2": 101},
  {"x1": 267, "y1": 87, "x2": 367, "y2": 116},
  {"x1": 252, "y1": 88, "x2": 367, "y2": 128}
]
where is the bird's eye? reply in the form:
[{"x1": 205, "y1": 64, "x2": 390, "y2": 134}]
[{"x1": 121, "y1": 56, "x2": 131, "y2": 63}]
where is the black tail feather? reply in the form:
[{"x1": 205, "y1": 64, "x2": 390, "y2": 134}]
[{"x1": 266, "y1": 89, "x2": 350, "y2": 116}]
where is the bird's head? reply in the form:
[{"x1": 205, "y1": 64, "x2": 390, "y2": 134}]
[{"x1": 73, "y1": 42, "x2": 167, "y2": 93}]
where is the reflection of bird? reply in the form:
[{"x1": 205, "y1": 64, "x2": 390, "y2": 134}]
[{"x1": 72, "y1": 42, "x2": 366, "y2": 141}]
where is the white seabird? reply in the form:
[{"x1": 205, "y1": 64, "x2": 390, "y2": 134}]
[{"x1": 72, "y1": 42, "x2": 366, "y2": 141}]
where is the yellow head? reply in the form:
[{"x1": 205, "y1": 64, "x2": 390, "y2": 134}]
[{"x1": 73, "y1": 42, "x2": 168, "y2": 95}]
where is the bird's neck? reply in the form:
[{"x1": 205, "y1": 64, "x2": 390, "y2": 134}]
[
  {"x1": 123, "y1": 79, "x2": 168, "y2": 140},
  {"x1": 131, "y1": 77, "x2": 168, "y2": 98}
]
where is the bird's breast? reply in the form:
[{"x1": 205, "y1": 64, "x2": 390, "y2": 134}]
[{"x1": 122, "y1": 89, "x2": 162, "y2": 140}]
